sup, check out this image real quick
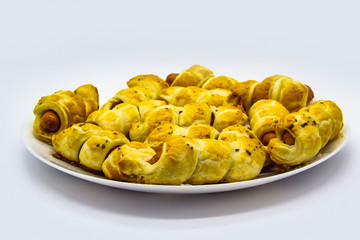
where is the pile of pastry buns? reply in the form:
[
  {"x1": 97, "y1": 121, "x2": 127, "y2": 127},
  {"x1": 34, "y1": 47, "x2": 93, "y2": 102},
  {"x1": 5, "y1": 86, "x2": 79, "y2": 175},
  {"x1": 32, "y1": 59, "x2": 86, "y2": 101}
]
[{"x1": 32, "y1": 64, "x2": 344, "y2": 185}]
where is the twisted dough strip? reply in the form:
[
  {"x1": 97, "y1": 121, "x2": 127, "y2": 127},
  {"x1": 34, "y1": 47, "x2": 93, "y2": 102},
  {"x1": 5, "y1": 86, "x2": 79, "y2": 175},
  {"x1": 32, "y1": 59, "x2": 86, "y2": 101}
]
[
  {"x1": 160, "y1": 86, "x2": 242, "y2": 108},
  {"x1": 231, "y1": 75, "x2": 314, "y2": 112},
  {"x1": 102, "y1": 124, "x2": 266, "y2": 185},
  {"x1": 86, "y1": 100, "x2": 248, "y2": 142},
  {"x1": 248, "y1": 99, "x2": 289, "y2": 146},
  {"x1": 33, "y1": 84, "x2": 99, "y2": 145},
  {"x1": 166, "y1": 64, "x2": 239, "y2": 90},
  {"x1": 166, "y1": 64, "x2": 314, "y2": 112},
  {"x1": 267, "y1": 100, "x2": 343, "y2": 168},
  {"x1": 52, "y1": 123, "x2": 129, "y2": 172},
  {"x1": 247, "y1": 99, "x2": 289, "y2": 167},
  {"x1": 129, "y1": 102, "x2": 248, "y2": 142},
  {"x1": 101, "y1": 74, "x2": 169, "y2": 110}
]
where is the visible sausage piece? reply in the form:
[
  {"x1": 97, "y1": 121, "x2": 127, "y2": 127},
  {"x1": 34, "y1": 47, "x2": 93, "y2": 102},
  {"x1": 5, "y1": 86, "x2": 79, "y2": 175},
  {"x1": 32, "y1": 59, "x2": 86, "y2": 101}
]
[
  {"x1": 283, "y1": 131, "x2": 295, "y2": 145},
  {"x1": 40, "y1": 110, "x2": 60, "y2": 132},
  {"x1": 148, "y1": 150, "x2": 162, "y2": 165},
  {"x1": 306, "y1": 85, "x2": 314, "y2": 104},
  {"x1": 166, "y1": 73, "x2": 179, "y2": 85},
  {"x1": 262, "y1": 132, "x2": 276, "y2": 146}
]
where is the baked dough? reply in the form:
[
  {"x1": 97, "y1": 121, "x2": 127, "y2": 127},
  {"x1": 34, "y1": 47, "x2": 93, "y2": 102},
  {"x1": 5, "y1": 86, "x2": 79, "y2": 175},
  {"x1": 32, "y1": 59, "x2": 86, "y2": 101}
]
[
  {"x1": 268, "y1": 100, "x2": 343, "y2": 167},
  {"x1": 102, "y1": 125, "x2": 266, "y2": 185},
  {"x1": 231, "y1": 75, "x2": 312, "y2": 112},
  {"x1": 248, "y1": 99, "x2": 289, "y2": 144},
  {"x1": 52, "y1": 123, "x2": 129, "y2": 171},
  {"x1": 160, "y1": 86, "x2": 242, "y2": 107},
  {"x1": 130, "y1": 102, "x2": 248, "y2": 142},
  {"x1": 201, "y1": 75, "x2": 239, "y2": 90},
  {"x1": 170, "y1": 64, "x2": 214, "y2": 87},
  {"x1": 101, "y1": 74, "x2": 168, "y2": 109},
  {"x1": 33, "y1": 84, "x2": 99, "y2": 145}
]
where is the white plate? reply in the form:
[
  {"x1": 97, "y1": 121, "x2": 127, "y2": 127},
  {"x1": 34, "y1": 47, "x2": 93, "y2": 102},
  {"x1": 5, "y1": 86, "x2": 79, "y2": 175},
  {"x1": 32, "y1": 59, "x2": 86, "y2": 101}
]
[{"x1": 23, "y1": 119, "x2": 349, "y2": 194}]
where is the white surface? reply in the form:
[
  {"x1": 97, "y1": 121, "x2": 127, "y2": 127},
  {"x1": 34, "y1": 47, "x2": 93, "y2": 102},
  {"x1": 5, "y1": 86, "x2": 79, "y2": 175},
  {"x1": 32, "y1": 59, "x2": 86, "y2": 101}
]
[
  {"x1": 1, "y1": 0, "x2": 359, "y2": 239},
  {"x1": 23, "y1": 118, "x2": 349, "y2": 194}
]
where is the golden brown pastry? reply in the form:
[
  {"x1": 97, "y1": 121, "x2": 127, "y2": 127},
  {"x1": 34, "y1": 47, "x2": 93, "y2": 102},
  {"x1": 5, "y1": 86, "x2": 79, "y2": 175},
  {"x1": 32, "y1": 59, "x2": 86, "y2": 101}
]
[
  {"x1": 102, "y1": 136, "x2": 200, "y2": 184},
  {"x1": 169, "y1": 64, "x2": 214, "y2": 87},
  {"x1": 102, "y1": 124, "x2": 266, "y2": 185},
  {"x1": 201, "y1": 75, "x2": 239, "y2": 90},
  {"x1": 160, "y1": 86, "x2": 242, "y2": 107},
  {"x1": 86, "y1": 103, "x2": 137, "y2": 138},
  {"x1": 101, "y1": 74, "x2": 169, "y2": 110},
  {"x1": 166, "y1": 64, "x2": 239, "y2": 90},
  {"x1": 267, "y1": 100, "x2": 343, "y2": 168},
  {"x1": 52, "y1": 123, "x2": 129, "y2": 172},
  {"x1": 248, "y1": 99, "x2": 289, "y2": 146},
  {"x1": 231, "y1": 75, "x2": 314, "y2": 112},
  {"x1": 144, "y1": 123, "x2": 220, "y2": 151},
  {"x1": 33, "y1": 84, "x2": 99, "y2": 145},
  {"x1": 130, "y1": 102, "x2": 248, "y2": 142},
  {"x1": 217, "y1": 125, "x2": 267, "y2": 182}
]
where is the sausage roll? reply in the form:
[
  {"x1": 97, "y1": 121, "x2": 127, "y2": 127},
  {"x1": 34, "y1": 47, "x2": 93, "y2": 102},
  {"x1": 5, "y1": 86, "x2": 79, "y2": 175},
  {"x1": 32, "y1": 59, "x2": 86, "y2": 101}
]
[
  {"x1": 267, "y1": 100, "x2": 343, "y2": 168},
  {"x1": 144, "y1": 123, "x2": 220, "y2": 151},
  {"x1": 248, "y1": 99, "x2": 289, "y2": 146},
  {"x1": 166, "y1": 64, "x2": 239, "y2": 90},
  {"x1": 33, "y1": 84, "x2": 99, "y2": 145},
  {"x1": 160, "y1": 86, "x2": 242, "y2": 107},
  {"x1": 102, "y1": 136, "x2": 200, "y2": 185},
  {"x1": 52, "y1": 123, "x2": 129, "y2": 172},
  {"x1": 102, "y1": 127, "x2": 266, "y2": 185},
  {"x1": 218, "y1": 125, "x2": 267, "y2": 182},
  {"x1": 169, "y1": 64, "x2": 215, "y2": 87},
  {"x1": 130, "y1": 102, "x2": 248, "y2": 142},
  {"x1": 101, "y1": 74, "x2": 169, "y2": 109},
  {"x1": 231, "y1": 75, "x2": 314, "y2": 112}
]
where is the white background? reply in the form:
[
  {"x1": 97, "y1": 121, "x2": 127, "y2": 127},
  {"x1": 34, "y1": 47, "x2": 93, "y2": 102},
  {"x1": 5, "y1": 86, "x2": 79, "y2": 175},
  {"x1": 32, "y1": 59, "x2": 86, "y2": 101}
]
[{"x1": 1, "y1": 0, "x2": 359, "y2": 239}]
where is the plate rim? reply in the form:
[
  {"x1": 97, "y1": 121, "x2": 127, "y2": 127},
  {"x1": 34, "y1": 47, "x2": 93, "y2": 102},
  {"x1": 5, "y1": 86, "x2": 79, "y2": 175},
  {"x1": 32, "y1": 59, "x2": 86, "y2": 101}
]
[{"x1": 23, "y1": 119, "x2": 349, "y2": 194}]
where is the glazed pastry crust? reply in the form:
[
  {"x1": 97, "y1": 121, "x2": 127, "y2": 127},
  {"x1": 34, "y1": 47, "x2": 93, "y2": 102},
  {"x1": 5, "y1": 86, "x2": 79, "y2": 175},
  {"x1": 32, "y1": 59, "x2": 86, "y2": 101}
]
[
  {"x1": 231, "y1": 75, "x2": 311, "y2": 113},
  {"x1": 161, "y1": 86, "x2": 242, "y2": 107},
  {"x1": 74, "y1": 84, "x2": 99, "y2": 118},
  {"x1": 101, "y1": 74, "x2": 168, "y2": 110},
  {"x1": 248, "y1": 99, "x2": 289, "y2": 142},
  {"x1": 171, "y1": 64, "x2": 214, "y2": 87},
  {"x1": 231, "y1": 80, "x2": 259, "y2": 112},
  {"x1": 144, "y1": 123, "x2": 219, "y2": 151},
  {"x1": 86, "y1": 103, "x2": 140, "y2": 137},
  {"x1": 79, "y1": 130, "x2": 129, "y2": 171},
  {"x1": 268, "y1": 100, "x2": 343, "y2": 167},
  {"x1": 103, "y1": 136, "x2": 199, "y2": 185},
  {"x1": 201, "y1": 75, "x2": 239, "y2": 90},
  {"x1": 52, "y1": 123, "x2": 129, "y2": 171},
  {"x1": 129, "y1": 102, "x2": 248, "y2": 142},
  {"x1": 103, "y1": 128, "x2": 266, "y2": 185},
  {"x1": 52, "y1": 123, "x2": 102, "y2": 162},
  {"x1": 253, "y1": 75, "x2": 309, "y2": 112},
  {"x1": 218, "y1": 125, "x2": 267, "y2": 182},
  {"x1": 33, "y1": 85, "x2": 99, "y2": 145}
]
